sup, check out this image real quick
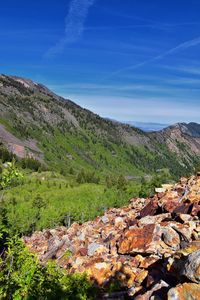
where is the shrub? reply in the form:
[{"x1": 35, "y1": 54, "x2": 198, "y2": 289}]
[
  {"x1": 0, "y1": 161, "x2": 24, "y2": 190},
  {"x1": 105, "y1": 175, "x2": 127, "y2": 191},
  {"x1": 76, "y1": 169, "x2": 100, "y2": 184},
  {"x1": 0, "y1": 145, "x2": 16, "y2": 163},
  {"x1": 21, "y1": 157, "x2": 43, "y2": 171},
  {"x1": 0, "y1": 228, "x2": 97, "y2": 299}
]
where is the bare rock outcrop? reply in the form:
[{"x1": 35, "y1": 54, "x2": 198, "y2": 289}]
[{"x1": 24, "y1": 175, "x2": 200, "y2": 299}]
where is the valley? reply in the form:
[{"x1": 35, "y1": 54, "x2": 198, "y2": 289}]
[
  {"x1": 0, "y1": 75, "x2": 200, "y2": 299},
  {"x1": 1, "y1": 74, "x2": 200, "y2": 179}
]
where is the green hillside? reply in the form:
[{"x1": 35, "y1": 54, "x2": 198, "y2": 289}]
[
  {"x1": 1, "y1": 170, "x2": 141, "y2": 235},
  {"x1": 0, "y1": 75, "x2": 197, "y2": 180},
  {"x1": 0, "y1": 75, "x2": 200, "y2": 300}
]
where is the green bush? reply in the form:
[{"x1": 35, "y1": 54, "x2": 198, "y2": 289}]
[
  {"x1": 139, "y1": 169, "x2": 172, "y2": 198},
  {"x1": 105, "y1": 175, "x2": 127, "y2": 191},
  {"x1": 0, "y1": 145, "x2": 16, "y2": 163},
  {"x1": 76, "y1": 169, "x2": 100, "y2": 184},
  {"x1": 0, "y1": 228, "x2": 96, "y2": 300},
  {"x1": 0, "y1": 161, "x2": 24, "y2": 190},
  {"x1": 21, "y1": 157, "x2": 44, "y2": 172}
]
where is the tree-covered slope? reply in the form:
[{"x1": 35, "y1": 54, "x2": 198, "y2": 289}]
[{"x1": 0, "y1": 74, "x2": 199, "y2": 178}]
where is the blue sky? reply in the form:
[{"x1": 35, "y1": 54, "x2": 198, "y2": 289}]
[{"x1": 1, "y1": 0, "x2": 200, "y2": 124}]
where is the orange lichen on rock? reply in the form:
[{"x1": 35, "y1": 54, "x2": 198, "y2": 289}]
[{"x1": 24, "y1": 175, "x2": 200, "y2": 299}]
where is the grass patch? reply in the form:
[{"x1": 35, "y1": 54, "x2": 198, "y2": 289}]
[{"x1": 2, "y1": 171, "x2": 141, "y2": 235}]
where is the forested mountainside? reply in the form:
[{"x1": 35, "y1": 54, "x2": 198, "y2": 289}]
[
  {"x1": 0, "y1": 74, "x2": 200, "y2": 179},
  {"x1": 0, "y1": 74, "x2": 200, "y2": 299}
]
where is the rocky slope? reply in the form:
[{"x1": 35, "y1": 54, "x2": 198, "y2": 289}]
[
  {"x1": 25, "y1": 175, "x2": 200, "y2": 299},
  {"x1": 1, "y1": 74, "x2": 200, "y2": 178},
  {"x1": 151, "y1": 122, "x2": 200, "y2": 165}
]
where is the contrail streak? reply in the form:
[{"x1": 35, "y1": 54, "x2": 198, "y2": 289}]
[
  {"x1": 104, "y1": 35, "x2": 200, "y2": 79},
  {"x1": 46, "y1": 0, "x2": 96, "y2": 57}
]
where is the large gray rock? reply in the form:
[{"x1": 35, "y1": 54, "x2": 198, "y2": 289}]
[
  {"x1": 87, "y1": 243, "x2": 108, "y2": 256},
  {"x1": 181, "y1": 249, "x2": 200, "y2": 283}
]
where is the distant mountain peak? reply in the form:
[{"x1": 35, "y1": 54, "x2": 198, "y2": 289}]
[
  {"x1": 124, "y1": 121, "x2": 169, "y2": 132},
  {"x1": 166, "y1": 122, "x2": 200, "y2": 138}
]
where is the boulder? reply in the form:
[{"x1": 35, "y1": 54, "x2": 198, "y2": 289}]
[
  {"x1": 168, "y1": 283, "x2": 200, "y2": 300},
  {"x1": 23, "y1": 175, "x2": 200, "y2": 299},
  {"x1": 87, "y1": 243, "x2": 108, "y2": 256},
  {"x1": 139, "y1": 199, "x2": 159, "y2": 218},
  {"x1": 180, "y1": 249, "x2": 200, "y2": 283},
  {"x1": 118, "y1": 224, "x2": 162, "y2": 255},
  {"x1": 161, "y1": 227, "x2": 180, "y2": 249},
  {"x1": 86, "y1": 261, "x2": 113, "y2": 285},
  {"x1": 135, "y1": 280, "x2": 169, "y2": 300}
]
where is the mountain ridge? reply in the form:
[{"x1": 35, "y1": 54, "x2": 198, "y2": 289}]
[
  {"x1": 0, "y1": 74, "x2": 200, "y2": 178},
  {"x1": 123, "y1": 121, "x2": 169, "y2": 132}
]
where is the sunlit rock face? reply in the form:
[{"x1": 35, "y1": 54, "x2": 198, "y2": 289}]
[{"x1": 24, "y1": 175, "x2": 200, "y2": 299}]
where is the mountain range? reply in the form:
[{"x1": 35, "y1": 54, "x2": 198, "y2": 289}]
[
  {"x1": 124, "y1": 121, "x2": 169, "y2": 132},
  {"x1": 0, "y1": 74, "x2": 200, "y2": 179}
]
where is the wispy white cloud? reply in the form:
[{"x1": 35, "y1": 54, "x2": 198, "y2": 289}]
[
  {"x1": 84, "y1": 24, "x2": 166, "y2": 31},
  {"x1": 164, "y1": 77, "x2": 200, "y2": 85},
  {"x1": 46, "y1": 0, "x2": 96, "y2": 57},
  {"x1": 60, "y1": 93, "x2": 200, "y2": 123},
  {"x1": 49, "y1": 81, "x2": 200, "y2": 94},
  {"x1": 104, "y1": 35, "x2": 200, "y2": 79},
  {"x1": 101, "y1": 8, "x2": 200, "y2": 29},
  {"x1": 164, "y1": 65, "x2": 200, "y2": 76},
  {"x1": 75, "y1": 39, "x2": 161, "y2": 58},
  {"x1": 84, "y1": 18, "x2": 200, "y2": 32}
]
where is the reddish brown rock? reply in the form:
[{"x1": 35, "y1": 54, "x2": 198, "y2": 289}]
[
  {"x1": 134, "y1": 269, "x2": 148, "y2": 286},
  {"x1": 187, "y1": 192, "x2": 200, "y2": 203},
  {"x1": 23, "y1": 175, "x2": 200, "y2": 299},
  {"x1": 162, "y1": 227, "x2": 180, "y2": 249},
  {"x1": 78, "y1": 248, "x2": 88, "y2": 256},
  {"x1": 135, "y1": 280, "x2": 169, "y2": 300},
  {"x1": 168, "y1": 283, "x2": 200, "y2": 300},
  {"x1": 191, "y1": 203, "x2": 200, "y2": 216},
  {"x1": 163, "y1": 198, "x2": 180, "y2": 213},
  {"x1": 139, "y1": 255, "x2": 160, "y2": 269},
  {"x1": 118, "y1": 224, "x2": 162, "y2": 254},
  {"x1": 139, "y1": 199, "x2": 158, "y2": 218},
  {"x1": 86, "y1": 262, "x2": 113, "y2": 285},
  {"x1": 173, "y1": 203, "x2": 192, "y2": 215}
]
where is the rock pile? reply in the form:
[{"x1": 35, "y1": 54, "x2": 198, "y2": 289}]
[{"x1": 24, "y1": 175, "x2": 200, "y2": 299}]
